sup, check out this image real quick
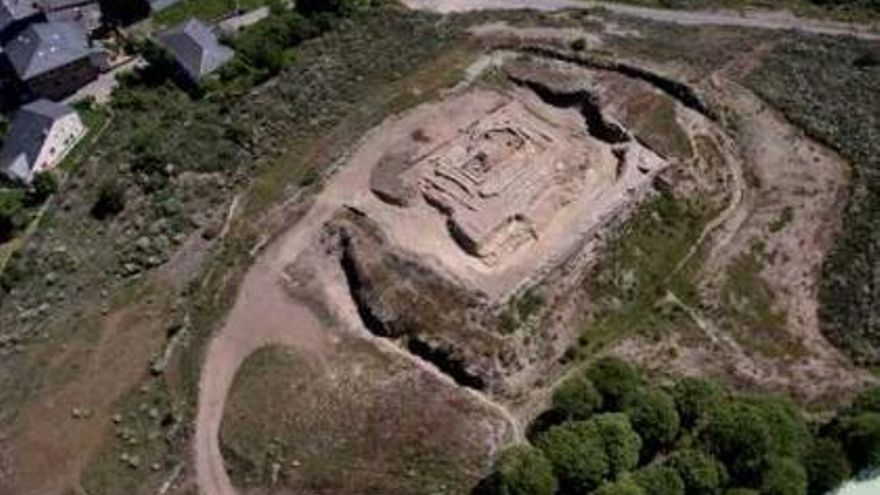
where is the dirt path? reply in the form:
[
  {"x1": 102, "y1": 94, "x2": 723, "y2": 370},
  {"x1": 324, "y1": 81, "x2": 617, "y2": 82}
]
[
  {"x1": 194, "y1": 93, "x2": 523, "y2": 495},
  {"x1": 402, "y1": 0, "x2": 880, "y2": 40}
]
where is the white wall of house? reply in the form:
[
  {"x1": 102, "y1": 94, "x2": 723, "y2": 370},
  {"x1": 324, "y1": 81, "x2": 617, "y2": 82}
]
[{"x1": 31, "y1": 112, "x2": 86, "y2": 178}]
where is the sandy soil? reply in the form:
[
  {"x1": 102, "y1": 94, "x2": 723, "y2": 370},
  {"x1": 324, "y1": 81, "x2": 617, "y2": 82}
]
[{"x1": 402, "y1": 0, "x2": 880, "y2": 40}]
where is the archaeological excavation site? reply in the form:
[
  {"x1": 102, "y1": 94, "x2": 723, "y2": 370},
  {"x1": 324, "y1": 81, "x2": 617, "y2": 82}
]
[{"x1": 2, "y1": 2, "x2": 879, "y2": 495}]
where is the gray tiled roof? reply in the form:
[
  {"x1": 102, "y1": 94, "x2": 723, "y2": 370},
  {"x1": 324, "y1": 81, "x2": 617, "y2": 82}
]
[
  {"x1": 158, "y1": 18, "x2": 233, "y2": 81},
  {"x1": 3, "y1": 21, "x2": 91, "y2": 79},
  {"x1": 0, "y1": 98, "x2": 74, "y2": 181},
  {"x1": 0, "y1": 0, "x2": 40, "y2": 33}
]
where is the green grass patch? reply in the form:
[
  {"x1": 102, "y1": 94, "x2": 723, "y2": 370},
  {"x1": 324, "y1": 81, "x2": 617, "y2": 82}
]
[
  {"x1": 154, "y1": 0, "x2": 265, "y2": 26},
  {"x1": 576, "y1": 192, "x2": 712, "y2": 357}
]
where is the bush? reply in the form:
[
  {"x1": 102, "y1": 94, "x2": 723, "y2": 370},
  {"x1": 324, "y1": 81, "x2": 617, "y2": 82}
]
[
  {"x1": 626, "y1": 388, "x2": 680, "y2": 455},
  {"x1": 553, "y1": 374, "x2": 603, "y2": 421},
  {"x1": 748, "y1": 396, "x2": 810, "y2": 459},
  {"x1": 760, "y1": 457, "x2": 807, "y2": 495},
  {"x1": 804, "y1": 438, "x2": 850, "y2": 495},
  {"x1": 586, "y1": 357, "x2": 641, "y2": 411},
  {"x1": 633, "y1": 464, "x2": 685, "y2": 495},
  {"x1": 835, "y1": 412, "x2": 880, "y2": 472},
  {"x1": 851, "y1": 386, "x2": 880, "y2": 414},
  {"x1": 591, "y1": 476, "x2": 646, "y2": 495},
  {"x1": 92, "y1": 179, "x2": 126, "y2": 219},
  {"x1": 487, "y1": 445, "x2": 557, "y2": 495},
  {"x1": 671, "y1": 377, "x2": 724, "y2": 430},
  {"x1": 700, "y1": 401, "x2": 772, "y2": 481},
  {"x1": 594, "y1": 413, "x2": 642, "y2": 478},
  {"x1": 536, "y1": 421, "x2": 610, "y2": 492},
  {"x1": 668, "y1": 449, "x2": 726, "y2": 495},
  {"x1": 27, "y1": 171, "x2": 59, "y2": 206}
]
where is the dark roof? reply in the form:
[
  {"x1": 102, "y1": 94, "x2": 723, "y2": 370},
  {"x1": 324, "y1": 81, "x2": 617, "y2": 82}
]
[
  {"x1": 3, "y1": 20, "x2": 91, "y2": 79},
  {"x1": 0, "y1": 98, "x2": 75, "y2": 180},
  {"x1": 158, "y1": 18, "x2": 233, "y2": 81},
  {"x1": 0, "y1": 0, "x2": 40, "y2": 33}
]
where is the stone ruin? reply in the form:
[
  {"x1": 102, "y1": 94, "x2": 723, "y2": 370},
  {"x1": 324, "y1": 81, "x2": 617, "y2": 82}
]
[{"x1": 401, "y1": 100, "x2": 615, "y2": 264}]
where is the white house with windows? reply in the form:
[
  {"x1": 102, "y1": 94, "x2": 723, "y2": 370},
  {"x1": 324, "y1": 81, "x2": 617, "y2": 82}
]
[{"x1": 0, "y1": 99, "x2": 85, "y2": 183}]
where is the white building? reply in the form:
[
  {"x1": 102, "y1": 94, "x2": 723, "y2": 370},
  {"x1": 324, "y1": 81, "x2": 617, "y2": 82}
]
[{"x1": 0, "y1": 99, "x2": 85, "y2": 183}]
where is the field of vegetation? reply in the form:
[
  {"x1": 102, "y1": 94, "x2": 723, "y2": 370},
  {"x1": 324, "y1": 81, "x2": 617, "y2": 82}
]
[
  {"x1": 607, "y1": 0, "x2": 880, "y2": 21},
  {"x1": 482, "y1": 357, "x2": 880, "y2": 495},
  {"x1": 745, "y1": 37, "x2": 880, "y2": 367}
]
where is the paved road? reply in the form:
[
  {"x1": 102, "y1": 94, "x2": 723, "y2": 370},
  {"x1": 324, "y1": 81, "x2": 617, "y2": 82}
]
[{"x1": 402, "y1": 0, "x2": 880, "y2": 40}]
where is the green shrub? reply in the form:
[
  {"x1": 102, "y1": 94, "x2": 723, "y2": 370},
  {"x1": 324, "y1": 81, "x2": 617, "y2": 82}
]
[
  {"x1": 700, "y1": 401, "x2": 772, "y2": 481},
  {"x1": 536, "y1": 421, "x2": 610, "y2": 492},
  {"x1": 671, "y1": 377, "x2": 724, "y2": 430},
  {"x1": 586, "y1": 357, "x2": 641, "y2": 411},
  {"x1": 633, "y1": 464, "x2": 685, "y2": 495},
  {"x1": 488, "y1": 445, "x2": 557, "y2": 495},
  {"x1": 747, "y1": 396, "x2": 810, "y2": 459},
  {"x1": 594, "y1": 413, "x2": 642, "y2": 478},
  {"x1": 851, "y1": 386, "x2": 880, "y2": 414},
  {"x1": 92, "y1": 179, "x2": 126, "y2": 219},
  {"x1": 667, "y1": 449, "x2": 725, "y2": 495},
  {"x1": 760, "y1": 457, "x2": 807, "y2": 495},
  {"x1": 591, "y1": 476, "x2": 646, "y2": 495},
  {"x1": 27, "y1": 171, "x2": 59, "y2": 206},
  {"x1": 804, "y1": 438, "x2": 850, "y2": 495},
  {"x1": 553, "y1": 374, "x2": 603, "y2": 421},
  {"x1": 626, "y1": 388, "x2": 680, "y2": 455}
]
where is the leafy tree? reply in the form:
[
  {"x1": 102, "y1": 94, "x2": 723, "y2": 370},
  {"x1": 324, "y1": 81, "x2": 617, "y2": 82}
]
[
  {"x1": 724, "y1": 489, "x2": 759, "y2": 495},
  {"x1": 668, "y1": 449, "x2": 726, "y2": 495},
  {"x1": 586, "y1": 357, "x2": 641, "y2": 411},
  {"x1": 487, "y1": 445, "x2": 557, "y2": 495},
  {"x1": 700, "y1": 401, "x2": 772, "y2": 482},
  {"x1": 536, "y1": 421, "x2": 610, "y2": 492},
  {"x1": 760, "y1": 457, "x2": 807, "y2": 495},
  {"x1": 626, "y1": 388, "x2": 681, "y2": 455},
  {"x1": 553, "y1": 374, "x2": 603, "y2": 421},
  {"x1": 92, "y1": 179, "x2": 126, "y2": 219},
  {"x1": 633, "y1": 464, "x2": 685, "y2": 495},
  {"x1": 835, "y1": 412, "x2": 880, "y2": 472},
  {"x1": 748, "y1": 396, "x2": 810, "y2": 459},
  {"x1": 594, "y1": 413, "x2": 642, "y2": 478},
  {"x1": 672, "y1": 377, "x2": 724, "y2": 429},
  {"x1": 804, "y1": 438, "x2": 850, "y2": 495},
  {"x1": 591, "y1": 476, "x2": 646, "y2": 495}
]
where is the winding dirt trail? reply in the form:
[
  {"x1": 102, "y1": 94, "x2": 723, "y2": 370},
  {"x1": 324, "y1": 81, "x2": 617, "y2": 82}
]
[
  {"x1": 194, "y1": 94, "x2": 524, "y2": 495},
  {"x1": 402, "y1": 0, "x2": 880, "y2": 40}
]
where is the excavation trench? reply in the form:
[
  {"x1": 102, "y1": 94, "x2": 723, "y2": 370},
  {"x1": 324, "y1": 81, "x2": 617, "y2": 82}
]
[
  {"x1": 501, "y1": 44, "x2": 713, "y2": 118},
  {"x1": 338, "y1": 232, "x2": 488, "y2": 391},
  {"x1": 510, "y1": 77, "x2": 630, "y2": 144}
]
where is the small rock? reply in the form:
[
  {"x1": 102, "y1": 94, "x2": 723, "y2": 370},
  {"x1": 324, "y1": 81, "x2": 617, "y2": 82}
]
[
  {"x1": 112, "y1": 414, "x2": 123, "y2": 424},
  {"x1": 151, "y1": 463, "x2": 161, "y2": 472}
]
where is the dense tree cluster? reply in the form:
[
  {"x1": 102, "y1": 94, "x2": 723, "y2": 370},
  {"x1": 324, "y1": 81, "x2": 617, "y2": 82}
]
[{"x1": 485, "y1": 357, "x2": 880, "y2": 495}]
